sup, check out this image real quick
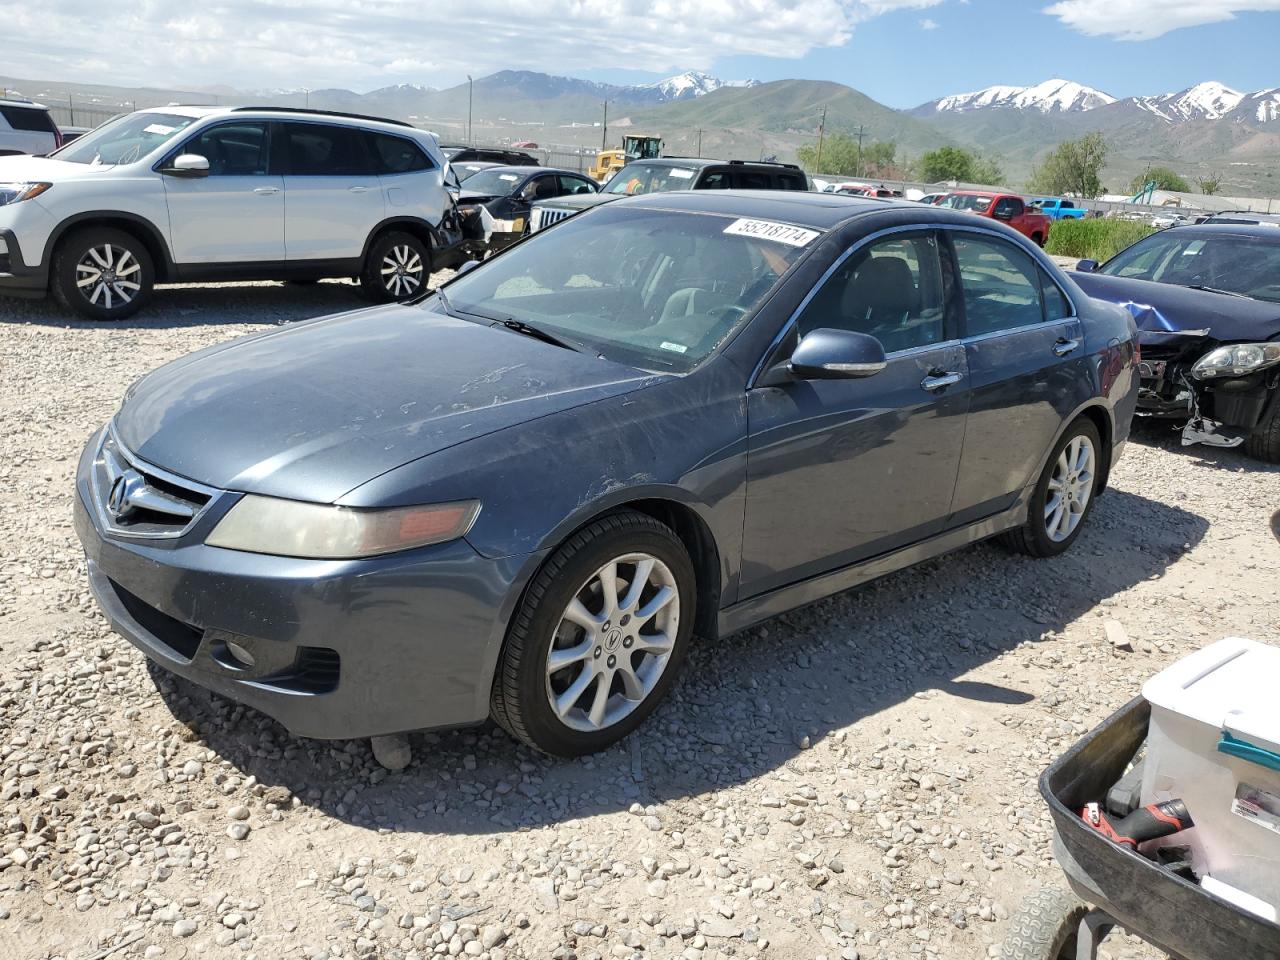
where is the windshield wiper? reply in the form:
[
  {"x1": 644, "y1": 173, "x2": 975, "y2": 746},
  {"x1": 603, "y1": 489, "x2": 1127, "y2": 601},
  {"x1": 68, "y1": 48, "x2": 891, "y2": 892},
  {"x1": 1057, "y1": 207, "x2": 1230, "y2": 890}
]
[
  {"x1": 492, "y1": 318, "x2": 582, "y2": 352},
  {"x1": 1184, "y1": 283, "x2": 1252, "y2": 299}
]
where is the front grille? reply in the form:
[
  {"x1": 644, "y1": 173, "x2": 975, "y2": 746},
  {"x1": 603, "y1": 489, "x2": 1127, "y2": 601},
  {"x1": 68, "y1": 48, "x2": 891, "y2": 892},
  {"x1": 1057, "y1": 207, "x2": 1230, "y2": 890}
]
[
  {"x1": 90, "y1": 426, "x2": 219, "y2": 539},
  {"x1": 530, "y1": 206, "x2": 575, "y2": 233},
  {"x1": 288, "y1": 648, "x2": 341, "y2": 694},
  {"x1": 108, "y1": 578, "x2": 204, "y2": 660}
]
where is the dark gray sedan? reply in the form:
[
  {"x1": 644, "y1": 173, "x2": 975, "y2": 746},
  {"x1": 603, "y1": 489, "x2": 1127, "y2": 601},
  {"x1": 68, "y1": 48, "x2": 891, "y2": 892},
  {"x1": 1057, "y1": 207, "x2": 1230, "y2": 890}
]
[{"x1": 74, "y1": 192, "x2": 1139, "y2": 756}]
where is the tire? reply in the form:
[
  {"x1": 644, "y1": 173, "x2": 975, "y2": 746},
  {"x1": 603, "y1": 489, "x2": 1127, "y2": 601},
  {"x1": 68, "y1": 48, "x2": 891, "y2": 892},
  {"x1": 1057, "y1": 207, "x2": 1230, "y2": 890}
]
[
  {"x1": 490, "y1": 510, "x2": 696, "y2": 757},
  {"x1": 1030, "y1": 232, "x2": 1045, "y2": 248},
  {"x1": 1245, "y1": 395, "x2": 1280, "y2": 463},
  {"x1": 1000, "y1": 418, "x2": 1103, "y2": 558},
  {"x1": 51, "y1": 226, "x2": 154, "y2": 321},
  {"x1": 359, "y1": 230, "x2": 430, "y2": 303},
  {"x1": 1000, "y1": 888, "x2": 1091, "y2": 960}
]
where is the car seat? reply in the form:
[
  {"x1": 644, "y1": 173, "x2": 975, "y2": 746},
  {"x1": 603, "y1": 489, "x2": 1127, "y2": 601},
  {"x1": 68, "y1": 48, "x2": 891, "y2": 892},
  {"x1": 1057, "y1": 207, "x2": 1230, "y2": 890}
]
[{"x1": 840, "y1": 256, "x2": 929, "y2": 352}]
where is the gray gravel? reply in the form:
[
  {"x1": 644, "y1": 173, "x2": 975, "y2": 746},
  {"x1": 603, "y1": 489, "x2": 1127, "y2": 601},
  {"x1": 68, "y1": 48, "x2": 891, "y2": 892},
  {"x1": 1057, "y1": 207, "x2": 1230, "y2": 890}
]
[{"x1": 1, "y1": 279, "x2": 1278, "y2": 960}]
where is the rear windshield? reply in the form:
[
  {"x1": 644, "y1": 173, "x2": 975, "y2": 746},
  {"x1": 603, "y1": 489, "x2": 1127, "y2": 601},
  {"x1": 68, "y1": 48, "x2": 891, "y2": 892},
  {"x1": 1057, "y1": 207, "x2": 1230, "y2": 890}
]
[
  {"x1": 1, "y1": 105, "x2": 56, "y2": 133},
  {"x1": 52, "y1": 111, "x2": 195, "y2": 165}
]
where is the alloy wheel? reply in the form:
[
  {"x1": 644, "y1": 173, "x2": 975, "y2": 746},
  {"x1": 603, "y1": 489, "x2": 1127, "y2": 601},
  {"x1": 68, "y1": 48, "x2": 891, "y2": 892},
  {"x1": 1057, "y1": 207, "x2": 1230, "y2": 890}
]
[
  {"x1": 76, "y1": 244, "x2": 142, "y2": 310},
  {"x1": 544, "y1": 553, "x2": 680, "y2": 733},
  {"x1": 381, "y1": 244, "x2": 424, "y2": 297},
  {"x1": 1044, "y1": 434, "x2": 1095, "y2": 542}
]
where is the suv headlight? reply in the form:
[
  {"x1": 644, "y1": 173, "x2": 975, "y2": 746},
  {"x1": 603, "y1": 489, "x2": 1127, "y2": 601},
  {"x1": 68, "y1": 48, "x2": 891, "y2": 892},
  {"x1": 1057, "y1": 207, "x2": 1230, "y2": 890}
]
[
  {"x1": 1190, "y1": 343, "x2": 1280, "y2": 380},
  {"x1": 0, "y1": 182, "x2": 52, "y2": 206},
  {"x1": 206, "y1": 496, "x2": 481, "y2": 559}
]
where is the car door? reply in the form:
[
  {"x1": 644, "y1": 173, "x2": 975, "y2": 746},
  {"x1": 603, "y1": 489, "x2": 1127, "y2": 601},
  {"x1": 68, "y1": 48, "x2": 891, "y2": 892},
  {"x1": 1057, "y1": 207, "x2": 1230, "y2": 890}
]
[
  {"x1": 160, "y1": 120, "x2": 284, "y2": 264},
  {"x1": 944, "y1": 230, "x2": 1087, "y2": 525},
  {"x1": 278, "y1": 121, "x2": 386, "y2": 262},
  {"x1": 739, "y1": 229, "x2": 970, "y2": 598}
]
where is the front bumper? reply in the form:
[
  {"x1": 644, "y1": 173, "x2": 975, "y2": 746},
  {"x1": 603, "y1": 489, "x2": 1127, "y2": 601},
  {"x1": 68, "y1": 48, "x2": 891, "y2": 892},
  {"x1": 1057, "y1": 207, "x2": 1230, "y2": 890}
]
[
  {"x1": 0, "y1": 228, "x2": 49, "y2": 298},
  {"x1": 73, "y1": 433, "x2": 538, "y2": 739}
]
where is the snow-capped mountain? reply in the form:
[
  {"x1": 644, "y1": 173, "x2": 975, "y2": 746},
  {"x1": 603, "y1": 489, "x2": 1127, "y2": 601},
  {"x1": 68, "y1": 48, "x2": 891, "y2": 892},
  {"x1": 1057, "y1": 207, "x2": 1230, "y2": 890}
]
[
  {"x1": 638, "y1": 71, "x2": 758, "y2": 101},
  {"x1": 1133, "y1": 81, "x2": 1244, "y2": 122},
  {"x1": 1233, "y1": 87, "x2": 1280, "y2": 124},
  {"x1": 923, "y1": 79, "x2": 1116, "y2": 114}
]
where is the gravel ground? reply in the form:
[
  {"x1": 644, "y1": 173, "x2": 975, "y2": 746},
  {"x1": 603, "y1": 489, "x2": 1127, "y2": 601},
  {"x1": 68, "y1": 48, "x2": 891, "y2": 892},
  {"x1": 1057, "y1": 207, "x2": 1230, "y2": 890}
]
[{"x1": 1, "y1": 278, "x2": 1278, "y2": 960}]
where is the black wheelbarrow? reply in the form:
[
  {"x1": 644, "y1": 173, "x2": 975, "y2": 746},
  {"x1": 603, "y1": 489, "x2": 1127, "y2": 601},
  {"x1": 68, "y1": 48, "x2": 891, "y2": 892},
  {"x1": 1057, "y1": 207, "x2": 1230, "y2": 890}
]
[{"x1": 1000, "y1": 697, "x2": 1280, "y2": 960}]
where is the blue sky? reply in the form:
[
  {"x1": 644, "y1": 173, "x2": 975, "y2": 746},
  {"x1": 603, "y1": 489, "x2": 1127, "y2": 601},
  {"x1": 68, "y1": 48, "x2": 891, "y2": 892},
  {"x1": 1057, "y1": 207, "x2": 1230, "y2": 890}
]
[
  {"x1": 586, "y1": 1, "x2": 1280, "y2": 107},
  {"x1": 8, "y1": 1, "x2": 1280, "y2": 101}
]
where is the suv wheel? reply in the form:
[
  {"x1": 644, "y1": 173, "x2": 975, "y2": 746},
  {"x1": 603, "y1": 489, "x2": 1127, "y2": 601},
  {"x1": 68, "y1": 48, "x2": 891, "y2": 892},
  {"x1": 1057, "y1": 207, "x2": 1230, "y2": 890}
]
[
  {"x1": 1000, "y1": 418, "x2": 1102, "y2": 558},
  {"x1": 1246, "y1": 395, "x2": 1280, "y2": 463},
  {"x1": 360, "y1": 231, "x2": 430, "y2": 302},
  {"x1": 491, "y1": 511, "x2": 696, "y2": 756},
  {"x1": 52, "y1": 227, "x2": 154, "y2": 321}
]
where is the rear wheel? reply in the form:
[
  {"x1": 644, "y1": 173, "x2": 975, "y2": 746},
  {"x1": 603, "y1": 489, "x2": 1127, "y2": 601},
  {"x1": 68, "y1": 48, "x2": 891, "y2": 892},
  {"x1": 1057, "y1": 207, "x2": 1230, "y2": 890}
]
[
  {"x1": 491, "y1": 511, "x2": 696, "y2": 756},
  {"x1": 359, "y1": 231, "x2": 429, "y2": 302},
  {"x1": 1000, "y1": 418, "x2": 1101, "y2": 557},
  {"x1": 51, "y1": 226, "x2": 154, "y2": 320},
  {"x1": 1245, "y1": 396, "x2": 1280, "y2": 463},
  {"x1": 1030, "y1": 232, "x2": 1045, "y2": 247}
]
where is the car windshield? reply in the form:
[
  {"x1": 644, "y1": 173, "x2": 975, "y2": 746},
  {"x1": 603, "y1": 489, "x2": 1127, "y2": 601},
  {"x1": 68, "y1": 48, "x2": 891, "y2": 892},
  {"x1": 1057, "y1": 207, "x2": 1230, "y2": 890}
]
[
  {"x1": 603, "y1": 163, "x2": 699, "y2": 195},
  {"x1": 439, "y1": 205, "x2": 813, "y2": 373},
  {"x1": 461, "y1": 169, "x2": 523, "y2": 195},
  {"x1": 937, "y1": 194, "x2": 993, "y2": 211},
  {"x1": 1101, "y1": 231, "x2": 1280, "y2": 303},
  {"x1": 51, "y1": 111, "x2": 196, "y2": 165}
]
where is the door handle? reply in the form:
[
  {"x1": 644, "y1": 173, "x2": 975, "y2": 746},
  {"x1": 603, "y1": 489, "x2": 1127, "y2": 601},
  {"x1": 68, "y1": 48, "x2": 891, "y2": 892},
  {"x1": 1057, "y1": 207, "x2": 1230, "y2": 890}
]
[
  {"x1": 348, "y1": 186, "x2": 371, "y2": 194},
  {"x1": 252, "y1": 186, "x2": 279, "y2": 195},
  {"x1": 1053, "y1": 337, "x2": 1081, "y2": 357},
  {"x1": 921, "y1": 371, "x2": 963, "y2": 392}
]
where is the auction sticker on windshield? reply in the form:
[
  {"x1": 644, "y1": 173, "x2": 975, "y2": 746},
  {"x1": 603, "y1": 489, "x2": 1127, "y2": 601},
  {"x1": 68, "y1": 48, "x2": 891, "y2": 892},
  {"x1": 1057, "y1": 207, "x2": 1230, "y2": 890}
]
[{"x1": 723, "y1": 219, "x2": 820, "y2": 247}]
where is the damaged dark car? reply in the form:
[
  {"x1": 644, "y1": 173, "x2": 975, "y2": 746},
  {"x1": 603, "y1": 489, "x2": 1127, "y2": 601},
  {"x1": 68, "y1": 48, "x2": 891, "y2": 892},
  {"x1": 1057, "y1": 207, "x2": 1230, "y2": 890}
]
[{"x1": 1073, "y1": 224, "x2": 1280, "y2": 461}]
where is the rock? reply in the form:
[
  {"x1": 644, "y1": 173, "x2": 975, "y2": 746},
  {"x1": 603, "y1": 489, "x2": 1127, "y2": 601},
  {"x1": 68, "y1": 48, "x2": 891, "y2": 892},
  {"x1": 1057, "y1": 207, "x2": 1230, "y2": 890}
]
[
  {"x1": 228, "y1": 804, "x2": 250, "y2": 821},
  {"x1": 226, "y1": 823, "x2": 250, "y2": 841},
  {"x1": 173, "y1": 919, "x2": 198, "y2": 938},
  {"x1": 1104, "y1": 619, "x2": 1133, "y2": 652},
  {"x1": 371, "y1": 735, "x2": 412, "y2": 771}
]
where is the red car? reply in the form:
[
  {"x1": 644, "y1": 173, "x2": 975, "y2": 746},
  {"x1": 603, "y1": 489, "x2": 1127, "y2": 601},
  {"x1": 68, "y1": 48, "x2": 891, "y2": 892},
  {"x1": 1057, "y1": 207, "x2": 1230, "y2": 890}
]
[{"x1": 937, "y1": 191, "x2": 1052, "y2": 246}]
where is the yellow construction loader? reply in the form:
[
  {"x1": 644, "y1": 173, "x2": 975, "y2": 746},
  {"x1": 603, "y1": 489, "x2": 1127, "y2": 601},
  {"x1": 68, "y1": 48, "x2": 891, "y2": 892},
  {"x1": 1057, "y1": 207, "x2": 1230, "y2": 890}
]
[{"x1": 589, "y1": 135, "x2": 663, "y2": 183}]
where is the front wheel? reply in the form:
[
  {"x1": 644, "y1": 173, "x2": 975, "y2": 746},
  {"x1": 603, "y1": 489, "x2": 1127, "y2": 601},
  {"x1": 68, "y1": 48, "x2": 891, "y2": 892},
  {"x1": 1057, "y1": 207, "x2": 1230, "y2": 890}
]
[
  {"x1": 1000, "y1": 888, "x2": 1092, "y2": 960},
  {"x1": 51, "y1": 227, "x2": 154, "y2": 320},
  {"x1": 490, "y1": 511, "x2": 696, "y2": 756},
  {"x1": 1245, "y1": 395, "x2": 1280, "y2": 463},
  {"x1": 359, "y1": 231, "x2": 430, "y2": 302},
  {"x1": 1000, "y1": 418, "x2": 1102, "y2": 557}
]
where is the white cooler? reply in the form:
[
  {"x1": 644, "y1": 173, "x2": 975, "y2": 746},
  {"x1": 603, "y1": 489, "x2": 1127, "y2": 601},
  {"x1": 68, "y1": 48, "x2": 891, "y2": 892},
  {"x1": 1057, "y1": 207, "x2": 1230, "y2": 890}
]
[{"x1": 1140, "y1": 637, "x2": 1280, "y2": 919}]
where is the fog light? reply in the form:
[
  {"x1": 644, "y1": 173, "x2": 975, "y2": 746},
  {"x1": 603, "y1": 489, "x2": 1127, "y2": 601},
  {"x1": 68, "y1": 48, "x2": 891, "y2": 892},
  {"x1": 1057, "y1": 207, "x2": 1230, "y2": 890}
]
[{"x1": 224, "y1": 640, "x2": 256, "y2": 668}]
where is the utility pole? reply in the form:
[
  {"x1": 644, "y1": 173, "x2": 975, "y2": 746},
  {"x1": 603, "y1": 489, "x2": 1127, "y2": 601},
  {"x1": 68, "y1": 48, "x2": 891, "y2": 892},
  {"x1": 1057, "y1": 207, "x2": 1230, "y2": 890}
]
[
  {"x1": 696, "y1": 128, "x2": 702, "y2": 158},
  {"x1": 466, "y1": 75, "x2": 474, "y2": 145},
  {"x1": 815, "y1": 106, "x2": 826, "y2": 172},
  {"x1": 854, "y1": 123, "x2": 866, "y2": 178},
  {"x1": 601, "y1": 100, "x2": 608, "y2": 151}
]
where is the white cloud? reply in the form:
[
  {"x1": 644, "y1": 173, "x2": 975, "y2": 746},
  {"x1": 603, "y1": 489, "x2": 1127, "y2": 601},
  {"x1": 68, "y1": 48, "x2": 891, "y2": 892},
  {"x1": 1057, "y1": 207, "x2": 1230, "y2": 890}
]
[
  {"x1": 1, "y1": 0, "x2": 945, "y2": 91},
  {"x1": 1043, "y1": 0, "x2": 1280, "y2": 40},
  {"x1": 919, "y1": 17, "x2": 940, "y2": 28}
]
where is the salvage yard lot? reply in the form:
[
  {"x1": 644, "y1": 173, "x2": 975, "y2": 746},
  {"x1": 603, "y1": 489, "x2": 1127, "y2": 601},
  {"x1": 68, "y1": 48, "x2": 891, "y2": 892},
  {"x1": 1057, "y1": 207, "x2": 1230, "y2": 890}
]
[{"x1": 1, "y1": 282, "x2": 1278, "y2": 960}]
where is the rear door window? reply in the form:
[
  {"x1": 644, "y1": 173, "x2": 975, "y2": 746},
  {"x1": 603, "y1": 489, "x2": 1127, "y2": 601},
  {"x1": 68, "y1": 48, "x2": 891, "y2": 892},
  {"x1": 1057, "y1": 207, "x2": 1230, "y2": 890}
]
[
  {"x1": 776, "y1": 172, "x2": 808, "y2": 190},
  {"x1": 556, "y1": 175, "x2": 594, "y2": 195},
  {"x1": 951, "y1": 233, "x2": 1045, "y2": 336},
  {"x1": 697, "y1": 169, "x2": 730, "y2": 189},
  {"x1": 993, "y1": 196, "x2": 1024, "y2": 218},
  {"x1": 281, "y1": 122, "x2": 374, "y2": 176},
  {"x1": 732, "y1": 169, "x2": 771, "y2": 189}
]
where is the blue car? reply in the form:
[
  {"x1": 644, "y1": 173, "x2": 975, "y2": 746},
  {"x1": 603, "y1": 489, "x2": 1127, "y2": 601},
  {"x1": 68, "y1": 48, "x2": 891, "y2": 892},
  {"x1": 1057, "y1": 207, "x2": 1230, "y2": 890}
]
[
  {"x1": 1072, "y1": 223, "x2": 1280, "y2": 460},
  {"x1": 74, "y1": 192, "x2": 1139, "y2": 756}
]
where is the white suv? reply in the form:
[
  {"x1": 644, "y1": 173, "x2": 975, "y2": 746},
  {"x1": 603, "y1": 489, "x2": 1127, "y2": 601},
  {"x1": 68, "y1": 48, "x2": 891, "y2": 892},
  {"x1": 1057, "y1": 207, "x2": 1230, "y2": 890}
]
[
  {"x1": 0, "y1": 99, "x2": 61, "y2": 157},
  {"x1": 0, "y1": 106, "x2": 486, "y2": 319}
]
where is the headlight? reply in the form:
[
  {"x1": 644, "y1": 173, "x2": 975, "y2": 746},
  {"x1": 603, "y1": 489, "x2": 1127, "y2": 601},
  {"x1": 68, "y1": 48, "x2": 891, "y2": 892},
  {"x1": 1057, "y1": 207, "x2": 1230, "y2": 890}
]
[
  {"x1": 0, "y1": 182, "x2": 52, "y2": 206},
  {"x1": 206, "y1": 495, "x2": 481, "y2": 559},
  {"x1": 1190, "y1": 342, "x2": 1280, "y2": 380}
]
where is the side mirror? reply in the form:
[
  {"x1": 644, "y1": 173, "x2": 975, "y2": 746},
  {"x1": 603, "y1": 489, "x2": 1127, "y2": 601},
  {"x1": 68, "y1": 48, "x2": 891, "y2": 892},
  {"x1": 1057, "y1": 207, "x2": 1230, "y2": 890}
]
[
  {"x1": 456, "y1": 260, "x2": 481, "y2": 276},
  {"x1": 787, "y1": 328, "x2": 887, "y2": 381},
  {"x1": 1075, "y1": 259, "x2": 1099, "y2": 273},
  {"x1": 162, "y1": 154, "x2": 210, "y2": 178},
  {"x1": 992, "y1": 207, "x2": 1013, "y2": 221}
]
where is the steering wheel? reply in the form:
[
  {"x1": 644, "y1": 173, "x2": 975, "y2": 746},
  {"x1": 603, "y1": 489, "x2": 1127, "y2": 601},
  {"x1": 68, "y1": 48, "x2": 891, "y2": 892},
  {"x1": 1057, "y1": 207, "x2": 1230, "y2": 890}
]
[{"x1": 707, "y1": 304, "x2": 748, "y2": 322}]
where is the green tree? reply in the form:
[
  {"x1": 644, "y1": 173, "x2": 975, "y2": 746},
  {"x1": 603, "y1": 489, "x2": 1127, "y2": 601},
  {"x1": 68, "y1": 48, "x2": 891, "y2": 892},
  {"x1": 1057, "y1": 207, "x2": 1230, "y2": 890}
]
[
  {"x1": 1197, "y1": 172, "x2": 1223, "y2": 195},
  {"x1": 920, "y1": 145, "x2": 975, "y2": 182},
  {"x1": 1027, "y1": 132, "x2": 1109, "y2": 199},
  {"x1": 970, "y1": 155, "x2": 1003, "y2": 185},
  {"x1": 1129, "y1": 166, "x2": 1190, "y2": 193},
  {"x1": 798, "y1": 135, "x2": 899, "y2": 177}
]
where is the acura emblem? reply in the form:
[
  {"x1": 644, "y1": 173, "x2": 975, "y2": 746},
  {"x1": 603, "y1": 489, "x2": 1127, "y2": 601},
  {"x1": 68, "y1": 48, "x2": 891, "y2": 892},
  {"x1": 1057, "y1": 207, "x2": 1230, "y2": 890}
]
[{"x1": 107, "y1": 469, "x2": 146, "y2": 521}]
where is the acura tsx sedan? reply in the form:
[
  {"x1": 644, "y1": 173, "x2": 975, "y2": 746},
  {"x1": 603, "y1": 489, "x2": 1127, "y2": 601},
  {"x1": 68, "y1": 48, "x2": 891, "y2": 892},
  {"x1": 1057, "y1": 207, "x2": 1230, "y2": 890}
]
[{"x1": 75, "y1": 191, "x2": 1139, "y2": 756}]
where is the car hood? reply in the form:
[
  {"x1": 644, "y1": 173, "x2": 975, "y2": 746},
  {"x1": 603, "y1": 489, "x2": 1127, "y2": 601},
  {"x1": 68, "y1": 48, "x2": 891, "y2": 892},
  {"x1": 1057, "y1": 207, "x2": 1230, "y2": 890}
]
[
  {"x1": 0, "y1": 155, "x2": 122, "y2": 179},
  {"x1": 1071, "y1": 272, "x2": 1280, "y2": 343},
  {"x1": 115, "y1": 303, "x2": 657, "y2": 503},
  {"x1": 537, "y1": 193, "x2": 616, "y2": 212},
  {"x1": 458, "y1": 190, "x2": 513, "y2": 205}
]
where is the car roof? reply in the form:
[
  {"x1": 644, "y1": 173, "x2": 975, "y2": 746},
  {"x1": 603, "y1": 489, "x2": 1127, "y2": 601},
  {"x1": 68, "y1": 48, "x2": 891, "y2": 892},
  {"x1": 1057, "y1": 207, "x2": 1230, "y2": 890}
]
[
  {"x1": 137, "y1": 105, "x2": 428, "y2": 137},
  {"x1": 1164, "y1": 222, "x2": 1280, "y2": 240},
  {"x1": 611, "y1": 190, "x2": 929, "y2": 230},
  {"x1": 0, "y1": 98, "x2": 50, "y2": 111},
  {"x1": 475, "y1": 165, "x2": 586, "y2": 177}
]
